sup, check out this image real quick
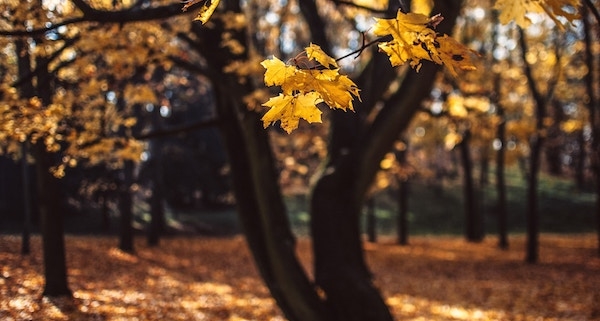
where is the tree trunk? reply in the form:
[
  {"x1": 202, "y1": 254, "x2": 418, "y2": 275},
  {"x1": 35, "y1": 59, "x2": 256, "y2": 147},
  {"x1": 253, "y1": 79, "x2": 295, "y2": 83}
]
[
  {"x1": 490, "y1": 10, "x2": 509, "y2": 249},
  {"x1": 545, "y1": 100, "x2": 565, "y2": 176},
  {"x1": 118, "y1": 160, "x2": 135, "y2": 253},
  {"x1": 395, "y1": 142, "x2": 410, "y2": 245},
  {"x1": 366, "y1": 197, "x2": 377, "y2": 243},
  {"x1": 582, "y1": 3, "x2": 600, "y2": 256},
  {"x1": 34, "y1": 143, "x2": 71, "y2": 297},
  {"x1": 309, "y1": 2, "x2": 462, "y2": 319},
  {"x1": 215, "y1": 77, "x2": 332, "y2": 321},
  {"x1": 519, "y1": 27, "x2": 553, "y2": 264},
  {"x1": 147, "y1": 187, "x2": 164, "y2": 246},
  {"x1": 397, "y1": 178, "x2": 410, "y2": 245},
  {"x1": 21, "y1": 142, "x2": 32, "y2": 255},
  {"x1": 147, "y1": 139, "x2": 165, "y2": 247},
  {"x1": 526, "y1": 134, "x2": 543, "y2": 263},
  {"x1": 574, "y1": 130, "x2": 586, "y2": 191},
  {"x1": 459, "y1": 128, "x2": 483, "y2": 242},
  {"x1": 495, "y1": 106, "x2": 509, "y2": 249}
]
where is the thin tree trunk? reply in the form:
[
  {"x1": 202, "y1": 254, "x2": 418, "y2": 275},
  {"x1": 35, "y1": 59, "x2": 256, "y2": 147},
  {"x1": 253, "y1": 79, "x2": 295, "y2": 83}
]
[
  {"x1": 519, "y1": 27, "x2": 556, "y2": 263},
  {"x1": 575, "y1": 130, "x2": 586, "y2": 191},
  {"x1": 147, "y1": 144, "x2": 165, "y2": 246},
  {"x1": 366, "y1": 197, "x2": 377, "y2": 243},
  {"x1": 526, "y1": 134, "x2": 542, "y2": 263},
  {"x1": 395, "y1": 143, "x2": 410, "y2": 245},
  {"x1": 21, "y1": 142, "x2": 32, "y2": 255},
  {"x1": 397, "y1": 180, "x2": 410, "y2": 245},
  {"x1": 491, "y1": 13, "x2": 509, "y2": 249},
  {"x1": 459, "y1": 128, "x2": 483, "y2": 242},
  {"x1": 495, "y1": 105, "x2": 509, "y2": 249},
  {"x1": 118, "y1": 160, "x2": 135, "y2": 253}
]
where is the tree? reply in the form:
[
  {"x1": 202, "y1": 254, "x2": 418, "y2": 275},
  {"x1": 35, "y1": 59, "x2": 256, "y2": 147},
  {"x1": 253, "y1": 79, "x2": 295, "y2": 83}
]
[
  {"x1": 0, "y1": 0, "x2": 586, "y2": 317},
  {"x1": 581, "y1": 2, "x2": 600, "y2": 256}
]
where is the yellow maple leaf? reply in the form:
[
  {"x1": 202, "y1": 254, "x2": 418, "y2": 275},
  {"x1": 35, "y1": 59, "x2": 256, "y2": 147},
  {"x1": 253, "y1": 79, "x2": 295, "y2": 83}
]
[
  {"x1": 261, "y1": 92, "x2": 323, "y2": 133},
  {"x1": 182, "y1": 0, "x2": 221, "y2": 24},
  {"x1": 374, "y1": 10, "x2": 476, "y2": 76},
  {"x1": 306, "y1": 69, "x2": 360, "y2": 111},
  {"x1": 260, "y1": 57, "x2": 298, "y2": 92},
  {"x1": 260, "y1": 45, "x2": 361, "y2": 133},
  {"x1": 435, "y1": 35, "x2": 478, "y2": 77}
]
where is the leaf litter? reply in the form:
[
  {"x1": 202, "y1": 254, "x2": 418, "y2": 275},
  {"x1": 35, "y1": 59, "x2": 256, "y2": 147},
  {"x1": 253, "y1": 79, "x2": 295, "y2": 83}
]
[{"x1": 0, "y1": 234, "x2": 598, "y2": 320}]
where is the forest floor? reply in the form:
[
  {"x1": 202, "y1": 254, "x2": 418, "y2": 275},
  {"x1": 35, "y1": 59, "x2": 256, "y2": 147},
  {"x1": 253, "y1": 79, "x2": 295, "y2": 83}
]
[{"x1": 0, "y1": 234, "x2": 599, "y2": 321}]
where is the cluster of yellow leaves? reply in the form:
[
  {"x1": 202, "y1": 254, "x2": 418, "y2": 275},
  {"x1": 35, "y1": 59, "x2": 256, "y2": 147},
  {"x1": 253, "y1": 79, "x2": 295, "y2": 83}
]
[
  {"x1": 1, "y1": 234, "x2": 598, "y2": 321},
  {"x1": 260, "y1": 44, "x2": 361, "y2": 133},
  {"x1": 494, "y1": 0, "x2": 580, "y2": 29},
  {"x1": 373, "y1": 10, "x2": 477, "y2": 77}
]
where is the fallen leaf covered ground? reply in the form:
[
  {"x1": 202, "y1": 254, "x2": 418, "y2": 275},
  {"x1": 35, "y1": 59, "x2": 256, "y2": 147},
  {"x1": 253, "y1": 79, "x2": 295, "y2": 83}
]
[{"x1": 0, "y1": 234, "x2": 598, "y2": 320}]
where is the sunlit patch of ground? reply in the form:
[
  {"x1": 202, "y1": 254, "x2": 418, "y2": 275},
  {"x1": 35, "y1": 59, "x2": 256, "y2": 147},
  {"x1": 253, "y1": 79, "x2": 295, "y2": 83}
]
[{"x1": 1, "y1": 234, "x2": 598, "y2": 320}]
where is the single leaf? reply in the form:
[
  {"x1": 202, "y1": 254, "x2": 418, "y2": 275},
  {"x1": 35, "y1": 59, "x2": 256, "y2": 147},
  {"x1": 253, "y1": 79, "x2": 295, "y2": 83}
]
[
  {"x1": 261, "y1": 92, "x2": 323, "y2": 133},
  {"x1": 434, "y1": 35, "x2": 478, "y2": 77}
]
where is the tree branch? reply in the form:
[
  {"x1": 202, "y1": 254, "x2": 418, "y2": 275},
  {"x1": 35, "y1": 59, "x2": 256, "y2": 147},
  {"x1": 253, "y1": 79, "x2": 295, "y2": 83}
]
[{"x1": 0, "y1": 1, "x2": 197, "y2": 37}]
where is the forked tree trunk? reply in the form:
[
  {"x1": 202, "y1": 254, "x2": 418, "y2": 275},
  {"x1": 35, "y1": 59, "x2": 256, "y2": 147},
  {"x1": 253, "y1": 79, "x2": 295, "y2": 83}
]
[{"x1": 519, "y1": 27, "x2": 557, "y2": 263}]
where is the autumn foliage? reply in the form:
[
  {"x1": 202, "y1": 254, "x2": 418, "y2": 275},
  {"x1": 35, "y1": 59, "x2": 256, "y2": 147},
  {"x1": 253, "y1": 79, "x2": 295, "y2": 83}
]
[{"x1": 1, "y1": 234, "x2": 598, "y2": 321}]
